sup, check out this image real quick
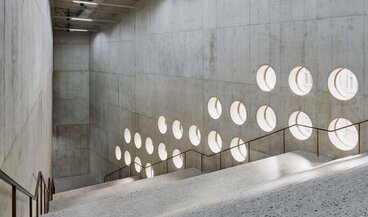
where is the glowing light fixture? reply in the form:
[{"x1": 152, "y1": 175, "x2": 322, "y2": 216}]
[
  {"x1": 328, "y1": 68, "x2": 358, "y2": 101},
  {"x1": 115, "y1": 146, "x2": 122, "y2": 160},
  {"x1": 158, "y1": 116, "x2": 168, "y2": 134},
  {"x1": 208, "y1": 131, "x2": 222, "y2": 153},
  {"x1": 158, "y1": 143, "x2": 168, "y2": 160},
  {"x1": 189, "y1": 125, "x2": 201, "y2": 146},
  {"x1": 230, "y1": 101, "x2": 247, "y2": 125},
  {"x1": 124, "y1": 128, "x2": 131, "y2": 144},
  {"x1": 69, "y1": 28, "x2": 88, "y2": 32},
  {"x1": 172, "y1": 149, "x2": 184, "y2": 169},
  {"x1": 289, "y1": 111, "x2": 313, "y2": 140},
  {"x1": 145, "y1": 163, "x2": 154, "y2": 178},
  {"x1": 134, "y1": 157, "x2": 142, "y2": 173},
  {"x1": 134, "y1": 133, "x2": 142, "y2": 149},
  {"x1": 172, "y1": 120, "x2": 183, "y2": 140},
  {"x1": 328, "y1": 118, "x2": 358, "y2": 151},
  {"x1": 124, "y1": 151, "x2": 131, "y2": 165},
  {"x1": 208, "y1": 97, "x2": 222, "y2": 120},
  {"x1": 257, "y1": 106, "x2": 277, "y2": 132},
  {"x1": 257, "y1": 65, "x2": 276, "y2": 92},
  {"x1": 230, "y1": 138, "x2": 247, "y2": 162},
  {"x1": 289, "y1": 66, "x2": 313, "y2": 96},
  {"x1": 71, "y1": 17, "x2": 93, "y2": 22},
  {"x1": 73, "y1": 1, "x2": 98, "y2": 6},
  {"x1": 145, "y1": 137, "x2": 154, "y2": 155}
]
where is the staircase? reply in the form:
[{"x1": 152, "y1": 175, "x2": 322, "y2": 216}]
[{"x1": 42, "y1": 150, "x2": 368, "y2": 216}]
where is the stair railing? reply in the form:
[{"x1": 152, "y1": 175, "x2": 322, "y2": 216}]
[
  {"x1": 104, "y1": 119, "x2": 367, "y2": 182},
  {"x1": 0, "y1": 170, "x2": 55, "y2": 217}
]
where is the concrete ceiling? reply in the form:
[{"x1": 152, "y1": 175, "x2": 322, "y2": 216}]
[{"x1": 51, "y1": 0, "x2": 139, "y2": 32}]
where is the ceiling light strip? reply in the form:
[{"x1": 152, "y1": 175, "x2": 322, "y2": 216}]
[
  {"x1": 54, "y1": 27, "x2": 97, "y2": 32},
  {"x1": 69, "y1": 0, "x2": 137, "y2": 9},
  {"x1": 53, "y1": 16, "x2": 117, "y2": 23},
  {"x1": 53, "y1": 5, "x2": 128, "y2": 15}
]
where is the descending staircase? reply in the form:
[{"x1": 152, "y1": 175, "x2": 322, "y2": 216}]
[
  {"x1": 49, "y1": 168, "x2": 202, "y2": 212},
  {"x1": 41, "y1": 150, "x2": 368, "y2": 217}
]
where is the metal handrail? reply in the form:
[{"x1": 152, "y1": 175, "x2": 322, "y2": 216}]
[
  {"x1": 0, "y1": 169, "x2": 55, "y2": 217},
  {"x1": 104, "y1": 119, "x2": 368, "y2": 182}
]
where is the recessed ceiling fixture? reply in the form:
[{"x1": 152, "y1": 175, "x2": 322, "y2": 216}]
[
  {"x1": 69, "y1": 28, "x2": 88, "y2": 32},
  {"x1": 73, "y1": 1, "x2": 98, "y2": 6},
  {"x1": 71, "y1": 17, "x2": 93, "y2": 22}
]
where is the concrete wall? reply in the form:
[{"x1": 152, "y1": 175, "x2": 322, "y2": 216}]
[
  {"x1": 0, "y1": 0, "x2": 53, "y2": 216},
  {"x1": 53, "y1": 32, "x2": 90, "y2": 178},
  {"x1": 89, "y1": 0, "x2": 368, "y2": 181}
]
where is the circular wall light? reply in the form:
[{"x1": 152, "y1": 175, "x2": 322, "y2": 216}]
[
  {"x1": 189, "y1": 125, "x2": 201, "y2": 146},
  {"x1": 124, "y1": 128, "x2": 131, "y2": 144},
  {"x1": 134, "y1": 156, "x2": 142, "y2": 173},
  {"x1": 172, "y1": 120, "x2": 184, "y2": 140},
  {"x1": 289, "y1": 66, "x2": 313, "y2": 96},
  {"x1": 328, "y1": 68, "x2": 358, "y2": 101},
  {"x1": 289, "y1": 111, "x2": 313, "y2": 140},
  {"x1": 158, "y1": 143, "x2": 168, "y2": 160},
  {"x1": 134, "y1": 133, "x2": 142, "y2": 149},
  {"x1": 145, "y1": 137, "x2": 154, "y2": 155},
  {"x1": 208, "y1": 131, "x2": 222, "y2": 153},
  {"x1": 115, "y1": 146, "x2": 122, "y2": 160},
  {"x1": 230, "y1": 137, "x2": 247, "y2": 162},
  {"x1": 230, "y1": 101, "x2": 247, "y2": 125},
  {"x1": 172, "y1": 149, "x2": 184, "y2": 169},
  {"x1": 158, "y1": 116, "x2": 168, "y2": 134},
  {"x1": 124, "y1": 151, "x2": 131, "y2": 165},
  {"x1": 145, "y1": 163, "x2": 154, "y2": 178},
  {"x1": 328, "y1": 118, "x2": 358, "y2": 151},
  {"x1": 256, "y1": 65, "x2": 276, "y2": 92},
  {"x1": 208, "y1": 97, "x2": 222, "y2": 120},
  {"x1": 257, "y1": 106, "x2": 277, "y2": 132}
]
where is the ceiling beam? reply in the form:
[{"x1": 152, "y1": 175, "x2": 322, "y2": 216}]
[
  {"x1": 54, "y1": 15, "x2": 117, "y2": 23},
  {"x1": 57, "y1": 0, "x2": 137, "y2": 9},
  {"x1": 53, "y1": 4, "x2": 128, "y2": 15}
]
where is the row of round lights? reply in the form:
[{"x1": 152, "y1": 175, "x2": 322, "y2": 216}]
[
  {"x1": 115, "y1": 107, "x2": 358, "y2": 175},
  {"x1": 114, "y1": 127, "x2": 185, "y2": 177},
  {"x1": 114, "y1": 66, "x2": 359, "y2": 177},
  {"x1": 206, "y1": 66, "x2": 359, "y2": 152},
  {"x1": 257, "y1": 66, "x2": 358, "y2": 100}
]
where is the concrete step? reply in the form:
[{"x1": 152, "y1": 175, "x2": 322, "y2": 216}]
[
  {"x1": 53, "y1": 176, "x2": 138, "y2": 201},
  {"x1": 44, "y1": 150, "x2": 334, "y2": 217},
  {"x1": 53, "y1": 175, "x2": 99, "y2": 193},
  {"x1": 49, "y1": 168, "x2": 202, "y2": 212}
]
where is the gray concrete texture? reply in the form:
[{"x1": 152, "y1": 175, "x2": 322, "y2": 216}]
[
  {"x1": 54, "y1": 174, "x2": 99, "y2": 193},
  {"x1": 49, "y1": 168, "x2": 202, "y2": 213},
  {"x1": 44, "y1": 150, "x2": 342, "y2": 217},
  {"x1": 86, "y1": 0, "x2": 368, "y2": 181},
  {"x1": 53, "y1": 32, "x2": 90, "y2": 178},
  {"x1": 0, "y1": 0, "x2": 53, "y2": 216}
]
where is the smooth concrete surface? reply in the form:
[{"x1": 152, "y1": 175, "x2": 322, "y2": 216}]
[
  {"x1": 44, "y1": 151, "x2": 332, "y2": 217},
  {"x1": 53, "y1": 32, "x2": 90, "y2": 178},
  {"x1": 54, "y1": 176, "x2": 138, "y2": 199},
  {"x1": 54, "y1": 175, "x2": 99, "y2": 193},
  {"x1": 0, "y1": 0, "x2": 53, "y2": 216},
  {"x1": 49, "y1": 168, "x2": 202, "y2": 212},
  {"x1": 88, "y1": 0, "x2": 368, "y2": 182},
  {"x1": 174, "y1": 154, "x2": 368, "y2": 216}
]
